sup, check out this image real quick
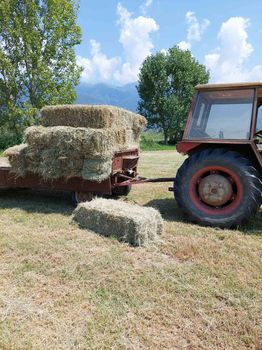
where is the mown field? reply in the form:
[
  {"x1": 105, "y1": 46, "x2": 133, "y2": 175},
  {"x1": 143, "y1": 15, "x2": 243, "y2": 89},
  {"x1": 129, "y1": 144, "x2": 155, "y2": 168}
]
[{"x1": 0, "y1": 151, "x2": 261, "y2": 350}]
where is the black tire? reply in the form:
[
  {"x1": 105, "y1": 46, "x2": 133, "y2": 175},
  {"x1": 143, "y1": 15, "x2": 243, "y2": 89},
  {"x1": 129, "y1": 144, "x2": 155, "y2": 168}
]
[
  {"x1": 72, "y1": 191, "x2": 93, "y2": 205},
  {"x1": 111, "y1": 185, "x2": 132, "y2": 197},
  {"x1": 174, "y1": 148, "x2": 262, "y2": 228}
]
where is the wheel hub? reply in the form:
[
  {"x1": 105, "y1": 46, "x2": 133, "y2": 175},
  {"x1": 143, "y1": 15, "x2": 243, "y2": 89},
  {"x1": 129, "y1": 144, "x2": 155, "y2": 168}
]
[{"x1": 198, "y1": 174, "x2": 233, "y2": 207}]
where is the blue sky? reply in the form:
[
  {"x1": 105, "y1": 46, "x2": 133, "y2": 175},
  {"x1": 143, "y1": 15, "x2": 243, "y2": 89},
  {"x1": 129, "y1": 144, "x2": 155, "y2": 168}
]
[{"x1": 76, "y1": 0, "x2": 262, "y2": 85}]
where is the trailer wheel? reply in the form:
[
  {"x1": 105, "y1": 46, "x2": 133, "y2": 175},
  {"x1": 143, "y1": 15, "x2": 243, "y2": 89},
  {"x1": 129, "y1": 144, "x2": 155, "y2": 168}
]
[
  {"x1": 72, "y1": 191, "x2": 93, "y2": 205},
  {"x1": 111, "y1": 185, "x2": 132, "y2": 197},
  {"x1": 174, "y1": 148, "x2": 262, "y2": 228}
]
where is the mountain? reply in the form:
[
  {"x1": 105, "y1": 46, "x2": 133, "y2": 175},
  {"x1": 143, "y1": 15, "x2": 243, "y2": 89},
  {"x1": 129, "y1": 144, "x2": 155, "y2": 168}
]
[{"x1": 75, "y1": 82, "x2": 139, "y2": 112}]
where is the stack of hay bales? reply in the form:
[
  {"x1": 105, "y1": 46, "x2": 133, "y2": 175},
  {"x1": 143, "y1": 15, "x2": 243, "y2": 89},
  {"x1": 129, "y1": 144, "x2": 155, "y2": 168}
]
[
  {"x1": 72, "y1": 198, "x2": 164, "y2": 246},
  {"x1": 4, "y1": 105, "x2": 147, "y2": 182}
]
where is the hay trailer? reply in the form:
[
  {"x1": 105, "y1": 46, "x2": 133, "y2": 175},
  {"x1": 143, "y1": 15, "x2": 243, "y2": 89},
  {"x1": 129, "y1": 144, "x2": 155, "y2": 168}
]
[
  {"x1": 0, "y1": 148, "x2": 173, "y2": 204},
  {"x1": 0, "y1": 149, "x2": 138, "y2": 203}
]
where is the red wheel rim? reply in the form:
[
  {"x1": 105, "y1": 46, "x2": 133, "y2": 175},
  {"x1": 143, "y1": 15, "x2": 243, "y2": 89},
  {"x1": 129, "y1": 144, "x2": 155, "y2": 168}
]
[{"x1": 189, "y1": 166, "x2": 243, "y2": 216}]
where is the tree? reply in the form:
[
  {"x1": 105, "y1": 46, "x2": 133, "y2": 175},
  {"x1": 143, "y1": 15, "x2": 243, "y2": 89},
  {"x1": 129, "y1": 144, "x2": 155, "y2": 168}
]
[
  {"x1": 0, "y1": 0, "x2": 82, "y2": 141},
  {"x1": 137, "y1": 46, "x2": 209, "y2": 144}
]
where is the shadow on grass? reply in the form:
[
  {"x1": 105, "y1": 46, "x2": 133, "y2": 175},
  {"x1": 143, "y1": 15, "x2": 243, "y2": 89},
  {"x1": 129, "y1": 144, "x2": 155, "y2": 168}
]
[
  {"x1": 146, "y1": 197, "x2": 262, "y2": 235},
  {"x1": 242, "y1": 213, "x2": 262, "y2": 236},
  {"x1": 1, "y1": 188, "x2": 261, "y2": 235},
  {"x1": 0, "y1": 188, "x2": 74, "y2": 215},
  {"x1": 145, "y1": 198, "x2": 185, "y2": 223}
]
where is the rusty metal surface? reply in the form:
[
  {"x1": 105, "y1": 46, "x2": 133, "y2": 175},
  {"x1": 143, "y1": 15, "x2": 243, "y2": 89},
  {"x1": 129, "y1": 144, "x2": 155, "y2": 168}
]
[
  {"x1": 182, "y1": 93, "x2": 197, "y2": 141},
  {"x1": 176, "y1": 140, "x2": 252, "y2": 154},
  {"x1": 1, "y1": 171, "x2": 112, "y2": 193},
  {"x1": 123, "y1": 156, "x2": 139, "y2": 170},
  {"x1": 176, "y1": 141, "x2": 201, "y2": 154},
  {"x1": 198, "y1": 174, "x2": 233, "y2": 206},
  {"x1": 251, "y1": 88, "x2": 259, "y2": 142},
  {"x1": 112, "y1": 149, "x2": 139, "y2": 174},
  {"x1": 114, "y1": 174, "x2": 175, "y2": 187},
  {"x1": 0, "y1": 169, "x2": 9, "y2": 187},
  {"x1": 196, "y1": 82, "x2": 262, "y2": 91},
  {"x1": 250, "y1": 141, "x2": 262, "y2": 168}
]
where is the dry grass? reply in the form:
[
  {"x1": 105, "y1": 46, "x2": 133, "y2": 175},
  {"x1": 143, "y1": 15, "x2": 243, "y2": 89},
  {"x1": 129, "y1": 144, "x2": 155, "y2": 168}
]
[{"x1": 0, "y1": 151, "x2": 261, "y2": 349}]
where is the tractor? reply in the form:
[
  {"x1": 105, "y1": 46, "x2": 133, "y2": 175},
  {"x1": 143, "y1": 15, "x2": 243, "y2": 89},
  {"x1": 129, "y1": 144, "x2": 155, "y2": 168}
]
[{"x1": 174, "y1": 82, "x2": 262, "y2": 228}]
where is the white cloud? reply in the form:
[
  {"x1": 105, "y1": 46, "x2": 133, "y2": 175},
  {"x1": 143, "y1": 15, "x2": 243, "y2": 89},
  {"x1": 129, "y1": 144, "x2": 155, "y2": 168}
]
[
  {"x1": 77, "y1": 3, "x2": 159, "y2": 85},
  {"x1": 140, "y1": 0, "x2": 153, "y2": 14},
  {"x1": 78, "y1": 40, "x2": 120, "y2": 82},
  {"x1": 178, "y1": 11, "x2": 210, "y2": 51},
  {"x1": 186, "y1": 11, "x2": 210, "y2": 42},
  {"x1": 177, "y1": 40, "x2": 191, "y2": 51},
  {"x1": 204, "y1": 17, "x2": 262, "y2": 82},
  {"x1": 115, "y1": 3, "x2": 159, "y2": 83}
]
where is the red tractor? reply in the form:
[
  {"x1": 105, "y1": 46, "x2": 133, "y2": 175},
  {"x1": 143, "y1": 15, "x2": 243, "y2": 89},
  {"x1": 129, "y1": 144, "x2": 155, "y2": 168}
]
[{"x1": 175, "y1": 82, "x2": 262, "y2": 228}]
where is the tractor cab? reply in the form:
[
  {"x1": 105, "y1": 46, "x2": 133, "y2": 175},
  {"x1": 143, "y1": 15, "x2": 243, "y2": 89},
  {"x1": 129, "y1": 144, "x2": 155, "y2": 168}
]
[
  {"x1": 177, "y1": 82, "x2": 262, "y2": 157},
  {"x1": 174, "y1": 83, "x2": 262, "y2": 228}
]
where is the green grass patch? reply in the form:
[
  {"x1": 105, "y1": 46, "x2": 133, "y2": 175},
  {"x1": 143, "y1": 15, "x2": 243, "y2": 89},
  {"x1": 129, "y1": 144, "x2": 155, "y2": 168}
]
[{"x1": 140, "y1": 131, "x2": 176, "y2": 151}]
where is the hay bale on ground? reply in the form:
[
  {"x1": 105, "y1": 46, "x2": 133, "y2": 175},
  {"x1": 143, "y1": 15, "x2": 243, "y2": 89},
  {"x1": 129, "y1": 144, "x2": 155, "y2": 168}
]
[
  {"x1": 72, "y1": 198, "x2": 164, "y2": 246},
  {"x1": 41, "y1": 105, "x2": 147, "y2": 132}
]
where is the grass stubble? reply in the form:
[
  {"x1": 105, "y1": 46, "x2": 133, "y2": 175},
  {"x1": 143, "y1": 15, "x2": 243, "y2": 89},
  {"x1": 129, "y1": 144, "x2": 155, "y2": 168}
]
[{"x1": 0, "y1": 151, "x2": 261, "y2": 349}]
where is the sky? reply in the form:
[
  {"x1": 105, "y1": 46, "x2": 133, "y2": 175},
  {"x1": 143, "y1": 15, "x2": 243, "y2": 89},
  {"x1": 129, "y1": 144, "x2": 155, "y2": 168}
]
[{"x1": 76, "y1": 0, "x2": 262, "y2": 86}]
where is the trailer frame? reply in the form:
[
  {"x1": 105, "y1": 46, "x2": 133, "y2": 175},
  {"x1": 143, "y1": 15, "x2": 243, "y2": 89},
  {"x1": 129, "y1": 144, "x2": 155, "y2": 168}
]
[{"x1": 0, "y1": 149, "x2": 175, "y2": 202}]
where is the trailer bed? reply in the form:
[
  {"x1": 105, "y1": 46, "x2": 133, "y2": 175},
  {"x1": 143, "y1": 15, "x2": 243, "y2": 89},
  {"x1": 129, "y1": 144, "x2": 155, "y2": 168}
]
[{"x1": 0, "y1": 149, "x2": 139, "y2": 196}]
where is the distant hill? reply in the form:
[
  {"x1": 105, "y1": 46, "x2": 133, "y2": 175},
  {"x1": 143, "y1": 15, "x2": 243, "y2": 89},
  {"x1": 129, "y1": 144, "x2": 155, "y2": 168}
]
[{"x1": 75, "y1": 82, "x2": 139, "y2": 112}]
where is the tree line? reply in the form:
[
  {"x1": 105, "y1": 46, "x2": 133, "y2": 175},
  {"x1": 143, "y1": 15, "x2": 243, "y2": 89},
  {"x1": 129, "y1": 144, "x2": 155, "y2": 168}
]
[{"x1": 0, "y1": 0, "x2": 209, "y2": 149}]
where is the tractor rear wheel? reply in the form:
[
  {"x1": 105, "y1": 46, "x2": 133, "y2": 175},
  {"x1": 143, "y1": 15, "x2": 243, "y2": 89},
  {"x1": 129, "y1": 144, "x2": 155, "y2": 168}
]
[{"x1": 174, "y1": 149, "x2": 262, "y2": 228}]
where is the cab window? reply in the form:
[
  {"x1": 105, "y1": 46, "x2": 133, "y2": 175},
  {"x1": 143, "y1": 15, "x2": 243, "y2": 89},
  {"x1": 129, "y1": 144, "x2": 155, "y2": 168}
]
[{"x1": 186, "y1": 89, "x2": 254, "y2": 140}]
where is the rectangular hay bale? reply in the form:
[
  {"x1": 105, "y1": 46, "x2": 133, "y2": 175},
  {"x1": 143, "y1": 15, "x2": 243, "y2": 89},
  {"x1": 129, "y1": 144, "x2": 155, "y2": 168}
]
[
  {"x1": 4, "y1": 125, "x2": 134, "y2": 181},
  {"x1": 24, "y1": 126, "x2": 128, "y2": 158},
  {"x1": 72, "y1": 198, "x2": 164, "y2": 246},
  {"x1": 41, "y1": 105, "x2": 147, "y2": 132},
  {"x1": 4, "y1": 105, "x2": 147, "y2": 182}
]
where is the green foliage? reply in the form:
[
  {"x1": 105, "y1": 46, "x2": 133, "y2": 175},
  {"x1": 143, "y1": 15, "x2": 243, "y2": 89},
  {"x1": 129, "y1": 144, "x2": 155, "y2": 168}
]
[
  {"x1": 0, "y1": 132, "x2": 22, "y2": 152},
  {"x1": 140, "y1": 131, "x2": 176, "y2": 151},
  {"x1": 0, "y1": 0, "x2": 82, "y2": 141},
  {"x1": 137, "y1": 46, "x2": 209, "y2": 144}
]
